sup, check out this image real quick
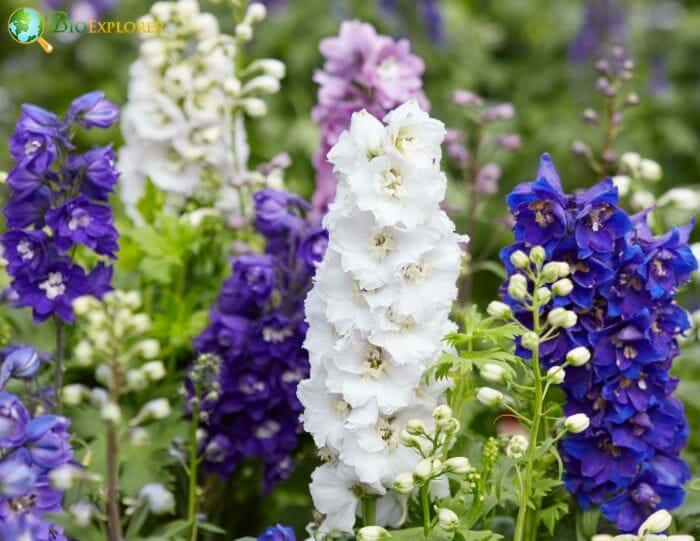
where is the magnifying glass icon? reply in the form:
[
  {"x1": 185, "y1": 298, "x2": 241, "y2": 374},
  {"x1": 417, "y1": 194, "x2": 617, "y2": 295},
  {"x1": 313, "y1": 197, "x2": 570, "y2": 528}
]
[{"x1": 8, "y1": 7, "x2": 54, "y2": 54}]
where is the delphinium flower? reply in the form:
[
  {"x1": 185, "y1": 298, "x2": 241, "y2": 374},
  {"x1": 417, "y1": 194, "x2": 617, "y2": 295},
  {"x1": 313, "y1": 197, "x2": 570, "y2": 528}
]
[
  {"x1": 379, "y1": 0, "x2": 446, "y2": 44},
  {"x1": 257, "y1": 524, "x2": 296, "y2": 541},
  {"x1": 445, "y1": 90, "x2": 521, "y2": 302},
  {"x1": 310, "y1": 20, "x2": 428, "y2": 219},
  {"x1": 65, "y1": 291, "x2": 173, "y2": 540},
  {"x1": 0, "y1": 365, "x2": 74, "y2": 539},
  {"x1": 299, "y1": 101, "x2": 462, "y2": 534},
  {"x1": 193, "y1": 188, "x2": 326, "y2": 491},
  {"x1": 119, "y1": 0, "x2": 286, "y2": 219},
  {"x1": 593, "y1": 509, "x2": 695, "y2": 540},
  {"x1": 500, "y1": 153, "x2": 698, "y2": 533},
  {"x1": 568, "y1": 0, "x2": 627, "y2": 64},
  {"x1": 2, "y1": 92, "x2": 119, "y2": 324}
]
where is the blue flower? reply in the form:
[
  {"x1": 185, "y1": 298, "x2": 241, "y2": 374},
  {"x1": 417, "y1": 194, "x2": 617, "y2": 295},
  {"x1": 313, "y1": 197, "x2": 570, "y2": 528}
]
[
  {"x1": 258, "y1": 524, "x2": 296, "y2": 541},
  {"x1": 69, "y1": 145, "x2": 120, "y2": 201},
  {"x1": 1, "y1": 230, "x2": 53, "y2": 276},
  {"x1": 0, "y1": 346, "x2": 41, "y2": 389},
  {"x1": 45, "y1": 195, "x2": 119, "y2": 257},
  {"x1": 65, "y1": 91, "x2": 119, "y2": 129},
  {"x1": 0, "y1": 392, "x2": 29, "y2": 447}
]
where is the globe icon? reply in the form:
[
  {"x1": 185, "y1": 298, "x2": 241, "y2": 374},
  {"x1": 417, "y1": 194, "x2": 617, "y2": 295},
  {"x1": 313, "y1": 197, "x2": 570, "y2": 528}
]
[{"x1": 8, "y1": 7, "x2": 44, "y2": 44}]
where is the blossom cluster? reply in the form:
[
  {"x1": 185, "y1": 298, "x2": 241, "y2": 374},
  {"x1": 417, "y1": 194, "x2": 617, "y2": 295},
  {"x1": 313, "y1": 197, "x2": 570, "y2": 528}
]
[
  {"x1": 501, "y1": 153, "x2": 698, "y2": 532},
  {"x1": 299, "y1": 102, "x2": 462, "y2": 534},
  {"x1": 0, "y1": 349, "x2": 73, "y2": 540},
  {"x1": 119, "y1": 0, "x2": 285, "y2": 218},
  {"x1": 193, "y1": 189, "x2": 326, "y2": 491},
  {"x1": 310, "y1": 20, "x2": 428, "y2": 218},
  {"x1": 2, "y1": 92, "x2": 119, "y2": 323}
]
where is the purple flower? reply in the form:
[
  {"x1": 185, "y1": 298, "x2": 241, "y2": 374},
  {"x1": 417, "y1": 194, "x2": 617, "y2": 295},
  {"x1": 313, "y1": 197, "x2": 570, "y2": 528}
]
[
  {"x1": 46, "y1": 195, "x2": 119, "y2": 257},
  {"x1": 217, "y1": 255, "x2": 278, "y2": 316},
  {"x1": 258, "y1": 524, "x2": 296, "y2": 541},
  {"x1": 1, "y1": 230, "x2": 52, "y2": 276},
  {"x1": 254, "y1": 189, "x2": 308, "y2": 238},
  {"x1": 69, "y1": 145, "x2": 120, "y2": 201},
  {"x1": 311, "y1": 21, "x2": 427, "y2": 218},
  {"x1": 0, "y1": 392, "x2": 29, "y2": 448},
  {"x1": 501, "y1": 153, "x2": 696, "y2": 533},
  {"x1": 299, "y1": 227, "x2": 328, "y2": 267},
  {"x1": 12, "y1": 260, "x2": 109, "y2": 323},
  {"x1": 193, "y1": 191, "x2": 324, "y2": 492},
  {"x1": 66, "y1": 91, "x2": 119, "y2": 129},
  {"x1": 0, "y1": 346, "x2": 41, "y2": 389},
  {"x1": 0, "y1": 459, "x2": 36, "y2": 498},
  {"x1": 24, "y1": 416, "x2": 73, "y2": 469},
  {"x1": 3, "y1": 93, "x2": 119, "y2": 324}
]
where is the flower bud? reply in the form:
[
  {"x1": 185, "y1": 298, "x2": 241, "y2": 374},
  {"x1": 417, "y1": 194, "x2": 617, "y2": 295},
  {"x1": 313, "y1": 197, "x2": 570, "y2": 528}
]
[
  {"x1": 541, "y1": 261, "x2": 569, "y2": 282},
  {"x1": 243, "y1": 75, "x2": 281, "y2": 95},
  {"x1": 130, "y1": 314, "x2": 151, "y2": 334},
  {"x1": 74, "y1": 340, "x2": 93, "y2": 366},
  {"x1": 126, "y1": 370, "x2": 148, "y2": 391},
  {"x1": 441, "y1": 417, "x2": 460, "y2": 433},
  {"x1": 639, "y1": 159, "x2": 662, "y2": 182},
  {"x1": 240, "y1": 98, "x2": 267, "y2": 117},
  {"x1": 620, "y1": 152, "x2": 641, "y2": 174},
  {"x1": 433, "y1": 405, "x2": 453, "y2": 422},
  {"x1": 139, "y1": 483, "x2": 175, "y2": 514},
  {"x1": 69, "y1": 502, "x2": 94, "y2": 527},
  {"x1": 437, "y1": 508, "x2": 459, "y2": 531},
  {"x1": 129, "y1": 427, "x2": 149, "y2": 446},
  {"x1": 142, "y1": 361, "x2": 166, "y2": 381},
  {"x1": 630, "y1": 191, "x2": 655, "y2": 213},
  {"x1": 508, "y1": 274, "x2": 528, "y2": 301},
  {"x1": 506, "y1": 434, "x2": 528, "y2": 459},
  {"x1": 487, "y1": 301, "x2": 512, "y2": 319},
  {"x1": 72, "y1": 296, "x2": 94, "y2": 316},
  {"x1": 552, "y1": 279, "x2": 573, "y2": 297},
  {"x1": 235, "y1": 23, "x2": 253, "y2": 41},
  {"x1": 529, "y1": 246, "x2": 546, "y2": 266},
  {"x1": 137, "y1": 339, "x2": 160, "y2": 359},
  {"x1": 521, "y1": 331, "x2": 539, "y2": 351},
  {"x1": 357, "y1": 526, "x2": 390, "y2": 541},
  {"x1": 480, "y1": 362, "x2": 506, "y2": 383},
  {"x1": 547, "y1": 308, "x2": 577, "y2": 329},
  {"x1": 392, "y1": 472, "x2": 414, "y2": 494},
  {"x1": 509, "y1": 250, "x2": 529, "y2": 269},
  {"x1": 444, "y1": 457, "x2": 471, "y2": 474},
  {"x1": 101, "y1": 402, "x2": 122, "y2": 424},
  {"x1": 246, "y1": 2, "x2": 267, "y2": 23},
  {"x1": 534, "y1": 287, "x2": 551, "y2": 305},
  {"x1": 399, "y1": 430, "x2": 421, "y2": 450},
  {"x1": 138, "y1": 399, "x2": 171, "y2": 421},
  {"x1": 62, "y1": 384, "x2": 88, "y2": 406},
  {"x1": 564, "y1": 413, "x2": 590, "y2": 434},
  {"x1": 546, "y1": 366, "x2": 565, "y2": 385},
  {"x1": 476, "y1": 387, "x2": 503, "y2": 407},
  {"x1": 95, "y1": 364, "x2": 113, "y2": 387},
  {"x1": 49, "y1": 464, "x2": 81, "y2": 490},
  {"x1": 566, "y1": 347, "x2": 591, "y2": 367},
  {"x1": 612, "y1": 175, "x2": 631, "y2": 197},
  {"x1": 413, "y1": 458, "x2": 432, "y2": 483},
  {"x1": 249, "y1": 59, "x2": 286, "y2": 79},
  {"x1": 639, "y1": 509, "x2": 672, "y2": 535},
  {"x1": 406, "y1": 419, "x2": 427, "y2": 436}
]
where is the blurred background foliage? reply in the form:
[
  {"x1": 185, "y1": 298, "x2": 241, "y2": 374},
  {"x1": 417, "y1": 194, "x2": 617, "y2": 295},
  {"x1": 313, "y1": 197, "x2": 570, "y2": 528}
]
[{"x1": 0, "y1": 0, "x2": 699, "y2": 537}]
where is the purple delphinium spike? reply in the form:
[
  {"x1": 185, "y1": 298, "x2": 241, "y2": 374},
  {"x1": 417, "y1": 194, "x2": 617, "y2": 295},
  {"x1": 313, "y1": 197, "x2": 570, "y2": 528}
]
[
  {"x1": 500, "y1": 154, "x2": 697, "y2": 533},
  {"x1": 192, "y1": 189, "x2": 326, "y2": 491},
  {"x1": 1, "y1": 92, "x2": 120, "y2": 323},
  {"x1": 568, "y1": 0, "x2": 627, "y2": 64},
  {"x1": 0, "y1": 391, "x2": 74, "y2": 539},
  {"x1": 310, "y1": 21, "x2": 428, "y2": 219}
]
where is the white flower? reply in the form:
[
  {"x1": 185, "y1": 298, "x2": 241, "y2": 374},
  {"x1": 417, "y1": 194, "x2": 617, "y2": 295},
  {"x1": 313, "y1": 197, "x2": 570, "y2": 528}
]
[
  {"x1": 639, "y1": 159, "x2": 662, "y2": 182},
  {"x1": 620, "y1": 152, "x2": 641, "y2": 174},
  {"x1": 137, "y1": 339, "x2": 160, "y2": 359},
  {"x1": 142, "y1": 361, "x2": 166, "y2": 381},
  {"x1": 657, "y1": 188, "x2": 700, "y2": 211},
  {"x1": 480, "y1": 362, "x2": 506, "y2": 383},
  {"x1": 139, "y1": 483, "x2": 175, "y2": 514},
  {"x1": 137, "y1": 399, "x2": 172, "y2": 421},
  {"x1": 100, "y1": 402, "x2": 122, "y2": 424},
  {"x1": 50, "y1": 464, "x2": 81, "y2": 490},
  {"x1": 300, "y1": 104, "x2": 458, "y2": 533},
  {"x1": 487, "y1": 301, "x2": 512, "y2": 318},
  {"x1": 546, "y1": 366, "x2": 566, "y2": 385},
  {"x1": 69, "y1": 502, "x2": 94, "y2": 526},
  {"x1": 612, "y1": 175, "x2": 631, "y2": 196},
  {"x1": 309, "y1": 463, "x2": 365, "y2": 533},
  {"x1": 357, "y1": 526, "x2": 390, "y2": 541},
  {"x1": 62, "y1": 384, "x2": 88, "y2": 406},
  {"x1": 566, "y1": 347, "x2": 591, "y2": 367},
  {"x1": 437, "y1": 508, "x2": 459, "y2": 531}
]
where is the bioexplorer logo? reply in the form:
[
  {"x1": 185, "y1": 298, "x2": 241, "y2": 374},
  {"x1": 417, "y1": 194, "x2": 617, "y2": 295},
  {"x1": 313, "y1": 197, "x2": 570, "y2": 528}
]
[{"x1": 8, "y1": 6, "x2": 164, "y2": 53}]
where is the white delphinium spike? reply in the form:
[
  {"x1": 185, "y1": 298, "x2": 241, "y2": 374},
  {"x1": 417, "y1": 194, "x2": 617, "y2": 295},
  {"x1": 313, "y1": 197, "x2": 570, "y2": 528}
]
[
  {"x1": 299, "y1": 101, "x2": 463, "y2": 533},
  {"x1": 119, "y1": 0, "x2": 285, "y2": 219}
]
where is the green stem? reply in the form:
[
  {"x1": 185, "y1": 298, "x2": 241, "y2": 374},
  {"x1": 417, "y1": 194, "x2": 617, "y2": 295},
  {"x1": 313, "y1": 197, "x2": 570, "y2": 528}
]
[
  {"x1": 420, "y1": 485, "x2": 431, "y2": 539},
  {"x1": 514, "y1": 301, "x2": 543, "y2": 541},
  {"x1": 361, "y1": 495, "x2": 377, "y2": 527},
  {"x1": 54, "y1": 317, "x2": 64, "y2": 413},
  {"x1": 189, "y1": 399, "x2": 201, "y2": 541}
]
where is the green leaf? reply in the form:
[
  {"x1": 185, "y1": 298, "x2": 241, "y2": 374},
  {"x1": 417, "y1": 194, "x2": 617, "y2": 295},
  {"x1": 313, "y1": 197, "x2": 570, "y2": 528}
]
[
  {"x1": 390, "y1": 527, "x2": 427, "y2": 540},
  {"x1": 198, "y1": 522, "x2": 226, "y2": 534},
  {"x1": 472, "y1": 260, "x2": 507, "y2": 280},
  {"x1": 539, "y1": 502, "x2": 569, "y2": 535},
  {"x1": 155, "y1": 519, "x2": 191, "y2": 537},
  {"x1": 136, "y1": 178, "x2": 166, "y2": 224},
  {"x1": 456, "y1": 529, "x2": 503, "y2": 541}
]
